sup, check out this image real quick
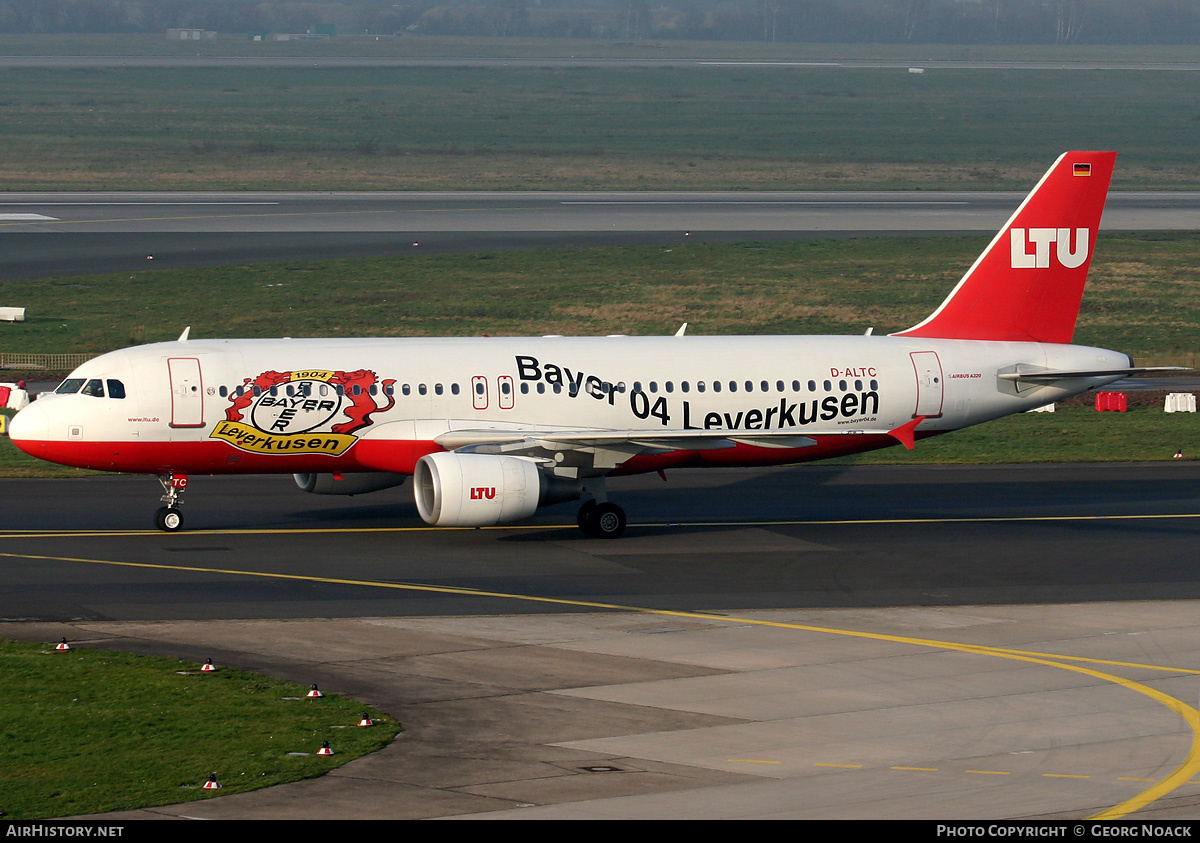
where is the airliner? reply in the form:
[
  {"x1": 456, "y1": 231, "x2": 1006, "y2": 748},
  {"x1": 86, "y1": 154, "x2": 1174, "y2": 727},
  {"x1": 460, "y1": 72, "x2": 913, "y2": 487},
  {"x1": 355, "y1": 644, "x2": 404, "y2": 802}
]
[{"x1": 9, "y1": 151, "x2": 1159, "y2": 537}]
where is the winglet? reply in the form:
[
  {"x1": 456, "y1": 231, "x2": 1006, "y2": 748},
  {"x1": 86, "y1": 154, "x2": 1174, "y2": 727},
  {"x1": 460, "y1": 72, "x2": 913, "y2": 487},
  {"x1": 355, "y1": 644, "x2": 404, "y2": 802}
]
[
  {"x1": 177, "y1": 326, "x2": 191, "y2": 342},
  {"x1": 674, "y1": 322, "x2": 688, "y2": 337},
  {"x1": 888, "y1": 416, "x2": 926, "y2": 451}
]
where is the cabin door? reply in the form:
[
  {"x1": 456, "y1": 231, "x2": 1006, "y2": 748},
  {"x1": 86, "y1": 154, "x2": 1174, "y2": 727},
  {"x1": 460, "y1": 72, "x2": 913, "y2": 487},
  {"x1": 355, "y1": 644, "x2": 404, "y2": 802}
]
[
  {"x1": 168, "y1": 357, "x2": 205, "y2": 428},
  {"x1": 910, "y1": 351, "x2": 944, "y2": 418}
]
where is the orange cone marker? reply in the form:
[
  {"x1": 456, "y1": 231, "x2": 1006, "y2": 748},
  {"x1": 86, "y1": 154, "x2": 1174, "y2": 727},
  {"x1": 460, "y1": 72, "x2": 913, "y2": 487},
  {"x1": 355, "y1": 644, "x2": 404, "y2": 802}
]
[
  {"x1": 306, "y1": 684, "x2": 323, "y2": 699},
  {"x1": 55, "y1": 638, "x2": 70, "y2": 651},
  {"x1": 203, "y1": 774, "x2": 221, "y2": 790},
  {"x1": 201, "y1": 658, "x2": 216, "y2": 672},
  {"x1": 317, "y1": 741, "x2": 334, "y2": 756},
  {"x1": 358, "y1": 713, "x2": 373, "y2": 727}
]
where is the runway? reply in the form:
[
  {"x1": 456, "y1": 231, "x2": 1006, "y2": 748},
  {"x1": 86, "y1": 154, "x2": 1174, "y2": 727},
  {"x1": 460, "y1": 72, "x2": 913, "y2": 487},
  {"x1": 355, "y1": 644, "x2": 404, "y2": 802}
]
[
  {"x1": 3, "y1": 465, "x2": 1200, "y2": 818},
  {"x1": 3, "y1": 190, "x2": 1199, "y2": 280},
  {"x1": 6, "y1": 56, "x2": 1200, "y2": 71}
]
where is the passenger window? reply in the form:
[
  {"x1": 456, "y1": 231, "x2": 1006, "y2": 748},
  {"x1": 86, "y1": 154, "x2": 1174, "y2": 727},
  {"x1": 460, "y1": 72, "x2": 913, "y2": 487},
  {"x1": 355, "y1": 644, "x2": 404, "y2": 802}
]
[
  {"x1": 402, "y1": 384, "x2": 411, "y2": 396},
  {"x1": 418, "y1": 384, "x2": 427, "y2": 396},
  {"x1": 451, "y1": 383, "x2": 460, "y2": 395},
  {"x1": 435, "y1": 383, "x2": 443, "y2": 395},
  {"x1": 81, "y1": 379, "x2": 104, "y2": 398},
  {"x1": 55, "y1": 378, "x2": 85, "y2": 395},
  {"x1": 713, "y1": 381, "x2": 721, "y2": 393}
]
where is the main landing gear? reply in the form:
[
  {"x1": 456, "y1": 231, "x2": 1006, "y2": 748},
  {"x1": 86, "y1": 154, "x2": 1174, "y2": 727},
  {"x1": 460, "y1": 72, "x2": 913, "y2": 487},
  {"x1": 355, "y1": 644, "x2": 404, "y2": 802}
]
[
  {"x1": 154, "y1": 473, "x2": 188, "y2": 532},
  {"x1": 576, "y1": 499, "x2": 627, "y2": 539}
]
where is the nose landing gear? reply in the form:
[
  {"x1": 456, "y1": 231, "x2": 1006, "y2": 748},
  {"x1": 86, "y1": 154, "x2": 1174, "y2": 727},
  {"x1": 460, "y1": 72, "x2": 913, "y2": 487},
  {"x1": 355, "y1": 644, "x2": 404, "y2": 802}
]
[{"x1": 154, "y1": 473, "x2": 188, "y2": 532}]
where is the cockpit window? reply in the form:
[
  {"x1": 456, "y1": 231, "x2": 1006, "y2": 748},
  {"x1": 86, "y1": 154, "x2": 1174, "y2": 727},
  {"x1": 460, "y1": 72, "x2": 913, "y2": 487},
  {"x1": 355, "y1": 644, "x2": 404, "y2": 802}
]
[
  {"x1": 106, "y1": 379, "x2": 126, "y2": 399},
  {"x1": 55, "y1": 378, "x2": 85, "y2": 395},
  {"x1": 81, "y1": 379, "x2": 105, "y2": 398}
]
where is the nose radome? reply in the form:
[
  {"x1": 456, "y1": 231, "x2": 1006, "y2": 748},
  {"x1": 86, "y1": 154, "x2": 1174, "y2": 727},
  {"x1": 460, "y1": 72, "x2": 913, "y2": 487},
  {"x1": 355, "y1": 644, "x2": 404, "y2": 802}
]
[{"x1": 7, "y1": 402, "x2": 49, "y2": 451}]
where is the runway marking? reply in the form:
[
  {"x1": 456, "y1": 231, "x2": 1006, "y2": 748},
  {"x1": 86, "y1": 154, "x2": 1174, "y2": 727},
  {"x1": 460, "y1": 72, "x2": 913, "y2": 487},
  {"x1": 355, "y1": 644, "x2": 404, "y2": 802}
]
[
  {"x1": 0, "y1": 205, "x2": 507, "y2": 228},
  {"x1": 730, "y1": 759, "x2": 781, "y2": 765},
  {"x1": 0, "y1": 213, "x2": 58, "y2": 221},
  {"x1": 0, "y1": 202, "x2": 280, "y2": 206},
  {"x1": 1, "y1": 545, "x2": 1197, "y2": 820},
  {"x1": 3, "y1": 509, "x2": 1200, "y2": 541},
  {"x1": 559, "y1": 200, "x2": 970, "y2": 206}
]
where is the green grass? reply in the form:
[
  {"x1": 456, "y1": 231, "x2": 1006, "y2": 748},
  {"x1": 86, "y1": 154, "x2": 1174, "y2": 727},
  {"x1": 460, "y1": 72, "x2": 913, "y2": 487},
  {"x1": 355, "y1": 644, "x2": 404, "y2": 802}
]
[
  {"x1": 2, "y1": 61, "x2": 1200, "y2": 190},
  {"x1": 826, "y1": 404, "x2": 1200, "y2": 465},
  {"x1": 0, "y1": 233, "x2": 1196, "y2": 359},
  {"x1": 0, "y1": 638, "x2": 398, "y2": 820}
]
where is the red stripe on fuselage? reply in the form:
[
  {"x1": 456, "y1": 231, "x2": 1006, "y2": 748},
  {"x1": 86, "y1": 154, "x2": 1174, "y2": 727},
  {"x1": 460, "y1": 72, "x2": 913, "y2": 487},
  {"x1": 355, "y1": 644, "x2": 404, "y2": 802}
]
[{"x1": 13, "y1": 433, "x2": 928, "y2": 478}]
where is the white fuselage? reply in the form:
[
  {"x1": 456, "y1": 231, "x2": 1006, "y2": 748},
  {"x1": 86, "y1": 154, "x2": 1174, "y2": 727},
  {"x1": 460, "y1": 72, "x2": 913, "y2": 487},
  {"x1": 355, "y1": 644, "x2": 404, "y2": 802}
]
[{"x1": 11, "y1": 334, "x2": 1132, "y2": 477}]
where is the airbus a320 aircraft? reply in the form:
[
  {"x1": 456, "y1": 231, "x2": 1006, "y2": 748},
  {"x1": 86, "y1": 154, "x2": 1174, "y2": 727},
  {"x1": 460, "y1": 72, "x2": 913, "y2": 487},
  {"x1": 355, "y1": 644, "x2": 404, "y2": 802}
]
[{"x1": 10, "y1": 151, "x2": 1160, "y2": 537}]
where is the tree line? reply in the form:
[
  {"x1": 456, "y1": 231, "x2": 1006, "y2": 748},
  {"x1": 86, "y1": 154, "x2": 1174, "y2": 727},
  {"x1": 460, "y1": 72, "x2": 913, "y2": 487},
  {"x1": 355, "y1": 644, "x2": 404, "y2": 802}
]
[{"x1": 4, "y1": 0, "x2": 1200, "y2": 44}]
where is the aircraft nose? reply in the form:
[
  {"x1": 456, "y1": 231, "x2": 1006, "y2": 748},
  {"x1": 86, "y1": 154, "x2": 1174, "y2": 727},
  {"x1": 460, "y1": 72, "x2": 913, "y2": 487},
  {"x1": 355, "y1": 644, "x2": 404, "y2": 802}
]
[{"x1": 7, "y1": 401, "x2": 48, "y2": 454}]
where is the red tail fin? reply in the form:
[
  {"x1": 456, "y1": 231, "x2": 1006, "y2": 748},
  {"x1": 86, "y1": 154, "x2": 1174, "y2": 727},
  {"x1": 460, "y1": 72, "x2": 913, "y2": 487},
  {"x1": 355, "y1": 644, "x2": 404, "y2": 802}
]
[{"x1": 893, "y1": 151, "x2": 1116, "y2": 344}]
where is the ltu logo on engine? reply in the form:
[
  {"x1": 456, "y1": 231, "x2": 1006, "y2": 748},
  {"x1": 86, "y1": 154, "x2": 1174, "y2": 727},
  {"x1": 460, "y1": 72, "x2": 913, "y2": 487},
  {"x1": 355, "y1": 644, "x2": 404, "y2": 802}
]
[
  {"x1": 470, "y1": 487, "x2": 497, "y2": 500},
  {"x1": 1010, "y1": 227, "x2": 1089, "y2": 269}
]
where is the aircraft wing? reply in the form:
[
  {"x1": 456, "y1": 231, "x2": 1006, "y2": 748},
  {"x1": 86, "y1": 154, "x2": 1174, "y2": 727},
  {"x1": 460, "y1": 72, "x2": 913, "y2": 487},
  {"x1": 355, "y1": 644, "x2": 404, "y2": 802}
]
[{"x1": 432, "y1": 424, "x2": 908, "y2": 471}]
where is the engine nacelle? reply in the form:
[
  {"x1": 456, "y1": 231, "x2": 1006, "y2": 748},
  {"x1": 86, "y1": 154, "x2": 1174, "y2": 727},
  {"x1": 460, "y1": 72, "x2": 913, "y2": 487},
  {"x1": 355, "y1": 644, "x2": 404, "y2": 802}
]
[
  {"x1": 293, "y1": 472, "x2": 407, "y2": 496},
  {"x1": 414, "y1": 451, "x2": 579, "y2": 527}
]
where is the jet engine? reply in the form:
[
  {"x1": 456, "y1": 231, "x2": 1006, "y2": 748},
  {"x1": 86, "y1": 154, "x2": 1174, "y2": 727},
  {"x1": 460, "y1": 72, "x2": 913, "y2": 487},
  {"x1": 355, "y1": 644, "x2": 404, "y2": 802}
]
[
  {"x1": 293, "y1": 472, "x2": 407, "y2": 496},
  {"x1": 414, "y1": 451, "x2": 580, "y2": 527}
]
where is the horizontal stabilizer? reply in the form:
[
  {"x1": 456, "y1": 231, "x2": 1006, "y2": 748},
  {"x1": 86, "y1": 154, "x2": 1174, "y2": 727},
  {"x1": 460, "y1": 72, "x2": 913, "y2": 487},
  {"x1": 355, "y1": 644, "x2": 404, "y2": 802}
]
[{"x1": 997, "y1": 366, "x2": 1188, "y2": 384}]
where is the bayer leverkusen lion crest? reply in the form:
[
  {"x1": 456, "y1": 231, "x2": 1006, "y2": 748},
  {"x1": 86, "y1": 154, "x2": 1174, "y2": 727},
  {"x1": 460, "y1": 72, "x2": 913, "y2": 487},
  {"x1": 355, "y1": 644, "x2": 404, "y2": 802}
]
[{"x1": 210, "y1": 368, "x2": 396, "y2": 457}]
